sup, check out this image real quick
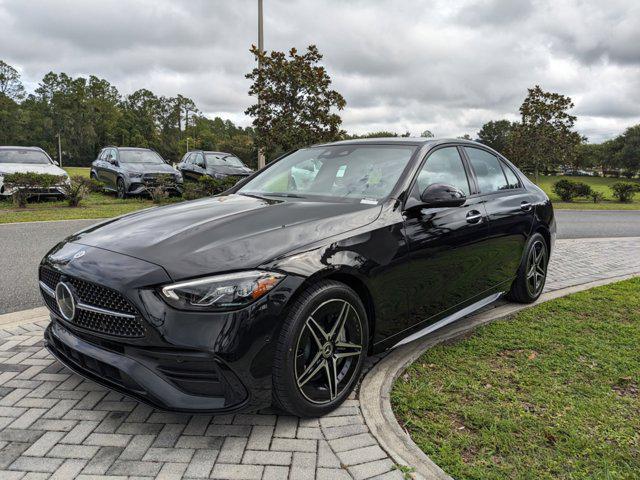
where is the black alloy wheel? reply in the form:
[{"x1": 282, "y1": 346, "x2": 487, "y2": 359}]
[
  {"x1": 508, "y1": 232, "x2": 548, "y2": 303},
  {"x1": 273, "y1": 281, "x2": 368, "y2": 417},
  {"x1": 116, "y1": 178, "x2": 127, "y2": 199}
]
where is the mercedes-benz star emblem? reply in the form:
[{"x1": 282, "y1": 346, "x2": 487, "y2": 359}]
[{"x1": 55, "y1": 282, "x2": 76, "y2": 321}]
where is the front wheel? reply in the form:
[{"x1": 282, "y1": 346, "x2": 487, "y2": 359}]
[
  {"x1": 116, "y1": 178, "x2": 127, "y2": 199},
  {"x1": 507, "y1": 233, "x2": 549, "y2": 303},
  {"x1": 272, "y1": 281, "x2": 369, "y2": 417}
]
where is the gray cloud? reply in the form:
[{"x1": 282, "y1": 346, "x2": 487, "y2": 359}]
[{"x1": 1, "y1": 0, "x2": 639, "y2": 142}]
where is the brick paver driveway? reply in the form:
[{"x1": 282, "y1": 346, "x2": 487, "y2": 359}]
[{"x1": 1, "y1": 237, "x2": 639, "y2": 479}]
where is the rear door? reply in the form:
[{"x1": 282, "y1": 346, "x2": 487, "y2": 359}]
[
  {"x1": 94, "y1": 149, "x2": 108, "y2": 183},
  {"x1": 462, "y1": 147, "x2": 536, "y2": 289},
  {"x1": 104, "y1": 148, "x2": 119, "y2": 189},
  {"x1": 400, "y1": 145, "x2": 492, "y2": 335}
]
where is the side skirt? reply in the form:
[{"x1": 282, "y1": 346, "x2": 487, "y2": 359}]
[{"x1": 391, "y1": 292, "x2": 503, "y2": 348}]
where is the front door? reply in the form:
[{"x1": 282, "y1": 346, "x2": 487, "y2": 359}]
[{"x1": 401, "y1": 146, "x2": 493, "y2": 335}]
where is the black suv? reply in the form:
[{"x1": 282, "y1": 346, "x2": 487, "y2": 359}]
[
  {"x1": 177, "y1": 150, "x2": 254, "y2": 182},
  {"x1": 91, "y1": 147, "x2": 183, "y2": 198}
]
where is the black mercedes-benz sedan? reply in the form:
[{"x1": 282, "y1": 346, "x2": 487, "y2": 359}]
[{"x1": 40, "y1": 138, "x2": 555, "y2": 417}]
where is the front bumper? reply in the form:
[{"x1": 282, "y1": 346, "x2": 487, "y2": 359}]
[
  {"x1": 39, "y1": 242, "x2": 305, "y2": 413},
  {"x1": 44, "y1": 320, "x2": 246, "y2": 412}
]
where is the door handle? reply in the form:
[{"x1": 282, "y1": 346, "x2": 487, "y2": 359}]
[
  {"x1": 466, "y1": 210, "x2": 483, "y2": 223},
  {"x1": 520, "y1": 201, "x2": 532, "y2": 211}
]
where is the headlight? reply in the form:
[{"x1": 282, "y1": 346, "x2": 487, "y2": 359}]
[
  {"x1": 213, "y1": 173, "x2": 227, "y2": 179},
  {"x1": 128, "y1": 171, "x2": 143, "y2": 177},
  {"x1": 160, "y1": 270, "x2": 284, "y2": 311}
]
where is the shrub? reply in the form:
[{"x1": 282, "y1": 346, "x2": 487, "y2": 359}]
[
  {"x1": 553, "y1": 179, "x2": 592, "y2": 202},
  {"x1": 3, "y1": 172, "x2": 65, "y2": 208},
  {"x1": 610, "y1": 182, "x2": 640, "y2": 203},
  {"x1": 144, "y1": 174, "x2": 176, "y2": 204},
  {"x1": 183, "y1": 176, "x2": 238, "y2": 200},
  {"x1": 590, "y1": 191, "x2": 604, "y2": 203},
  {"x1": 60, "y1": 176, "x2": 101, "y2": 207}
]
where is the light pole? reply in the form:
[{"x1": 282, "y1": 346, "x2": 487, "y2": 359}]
[
  {"x1": 257, "y1": 0, "x2": 266, "y2": 170},
  {"x1": 56, "y1": 131, "x2": 62, "y2": 167}
]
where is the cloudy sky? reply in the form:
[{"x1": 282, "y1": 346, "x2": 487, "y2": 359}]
[{"x1": 1, "y1": 0, "x2": 639, "y2": 142}]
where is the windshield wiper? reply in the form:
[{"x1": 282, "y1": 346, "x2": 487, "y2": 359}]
[{"x1": 263, "y1": 192, "x2": 305, "y2": 198}]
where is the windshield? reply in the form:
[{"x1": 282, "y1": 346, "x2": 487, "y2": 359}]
[
  {"x1": 0, "y1": 149, "x2": 51, "y2": 165},
  {"x1": 205, "y1": 153, "x2": 245, "y2": 168},
  {"x1": 119, "y1": 150, "x2": 165, "y2": 164},
  {"x1": 238, "y1": 145, "x2": 416, "y2": 202}
]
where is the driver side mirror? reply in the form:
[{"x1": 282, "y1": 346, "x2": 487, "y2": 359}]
[
  {"x1": 405, "y1": 183, "x2": 466, "y2": 211},
  {"x1": 420, "y1": 183, "x2": 466, "y2": 208},
  {"x1": 108, "y1": 156, "x2": 118, "y2": 166}
]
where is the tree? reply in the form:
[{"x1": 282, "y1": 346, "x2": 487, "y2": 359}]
[
  {"x1": 0, "y1": 60, "x2": 25, "y2": 100},
  {"x1": 574, "y1": 142, "x2": 604, "y2": 171},
  {"x1": 615, "y1": 125, "x2": 640, "y2": 177},
  {"x1": 477, "y1": 120, "x2": 515, "y2": 153},
  {"x1": 245, "y1": 45, "x2": 346, "y2": 158},
  {"x1": 421, "y1": 130, "x2": 434, "y2": 138},
  {"x1": 507, "y1": 85, "x2": 583, "y2": 181}
]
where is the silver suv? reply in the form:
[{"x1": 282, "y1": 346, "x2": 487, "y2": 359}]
[{"x1": 91, "y1": 147, "x2": 183, "y2": 198}]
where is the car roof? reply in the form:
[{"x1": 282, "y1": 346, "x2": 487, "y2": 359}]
[
  {"x1": 314, "y1": 137, "x2": 481, "y2": 148},
  {"x1": 0, "y1": 146, "x2": 47, "y2": 152},
  {"x1": 188, "y1": 150, "x2": 234, "y2": 155},
  {"x1": 107, "y1": 147, "x2": 153, "y2": 151}
]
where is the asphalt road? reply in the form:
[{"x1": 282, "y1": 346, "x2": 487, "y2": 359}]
[
  {"x1": 0, "y1": 219, "x2": 98, "y2": 315},
  {"x1": 554, "y1": 210, "x2": 640, "y2": 239},
  {"x1": 1, "y1": 210, "x2": 639, "y2": 315}
]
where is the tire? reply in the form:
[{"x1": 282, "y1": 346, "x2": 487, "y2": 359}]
[
  {"x1": 116, "y1": 178, "x2": 127, "y2": 199},
  {"x1": 272, "y1": 280, "x2": 369, "y2": 417},
  {"x1": 507, "y1": 232, "x2": 549, "y2": 303}
]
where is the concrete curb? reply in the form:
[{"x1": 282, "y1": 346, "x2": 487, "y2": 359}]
[{"x1": 359, "y1": 271, "x2": 640, "y2": 480}]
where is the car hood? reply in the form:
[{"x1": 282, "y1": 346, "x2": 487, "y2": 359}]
[
  {"x1": 121, "y1": 163, "x2": 177, "y2": 174},
  {"x1": 209, "y1": 165, "x2": 254, "y2": 176},
  {"x1": 69, "y1": 194, "x2": 381, "y2": 280},
  {"x1": 0, "y1": 163, "x2": 68, "y2": 177}
]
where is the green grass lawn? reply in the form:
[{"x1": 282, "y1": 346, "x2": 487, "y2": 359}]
[
  {"x1": 392, "y1": 278, "x2": 640, "y2": 480},
  {"x1": 535, "y1": 175, "x2": 640, "y2": 210},
  {"x1": 0, "y1": 193, "x2": 180, "y2": 223},
  {"x1": 63, "y1": 166, "x2": 91, "y2": 178},
  {"x1": 0, "y1": 166, "x2": 182, "y2": 224}
]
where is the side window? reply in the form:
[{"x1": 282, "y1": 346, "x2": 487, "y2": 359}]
[
  {"x1": 110, "y1": 149, "x2": 118, "y2": 161},
  {"x1": 193, "y1": 153, "x2": 204, "y2": 167},
  {"x1": 184, "y1": 153, "x2": 194, "y2": 164},
  {"x1": 501, "y1": 161, "x2": 521, "y2": 189},
  {"x1": 465, "y1": 148, "x2": 508, "y2": 193},
  {"x1": 98, "y1": 150, "x2": 106, "y2": 160},
  {"x1": 416, "y1": 147, "x2": 470, "y2": 195}
]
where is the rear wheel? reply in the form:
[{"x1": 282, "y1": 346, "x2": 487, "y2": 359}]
[
  {"x1": 116, "y1": 178, "x2": 127, "y2": 199},
  {"x1": 273, "y1": 281, "x2": 368, "y2": 417},
  {"x1": 508, "y1": 233, "x2": 548, "y2": 303}
]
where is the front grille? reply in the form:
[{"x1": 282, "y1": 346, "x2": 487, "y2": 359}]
[{"x1": 40, "y1": 266, "x2": 146, "y2": 338}]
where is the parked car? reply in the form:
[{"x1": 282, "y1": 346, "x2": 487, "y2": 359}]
[
  {"x1": 40, "y1": 138, "x2": 555, "y2": 416},
  {"x1": 91, "y1": 147, "x2": 183, "y2": 198},
  {"x1": 562, "y1": 168, "x2": 594, "y2": 176},
  {"x1": 177, "y1": 150, "x2": 254, "y2": 182},
  {"x1": 0, "y1": 146, "x2": 69, "y2": 198}
]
